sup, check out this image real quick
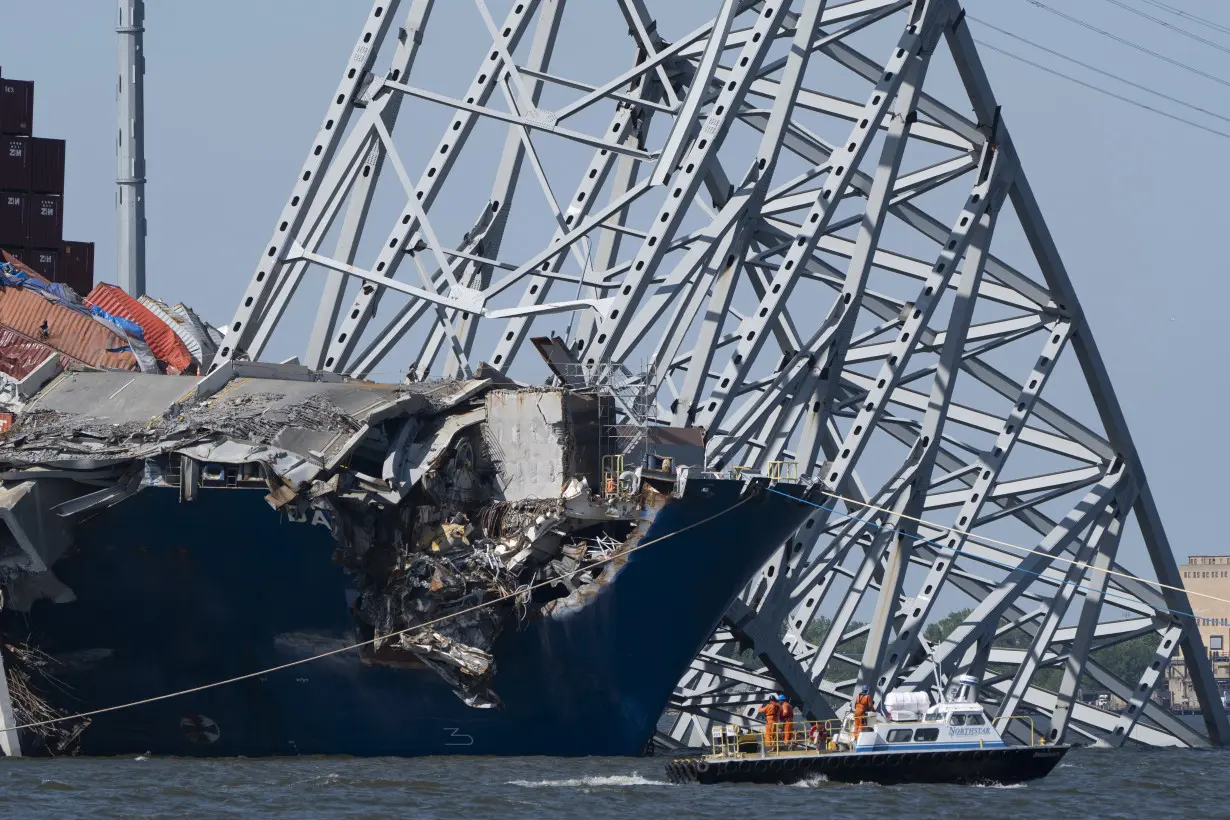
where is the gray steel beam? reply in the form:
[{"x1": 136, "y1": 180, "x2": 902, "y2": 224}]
[
  {"x1": 878, "y1": 318, "x2": 1074, "y2": 689},
  {"x1": 1047, "y1": 494, "x2": 1130, "y2": 742},
  {"x1": 996, "y1": 530, "x2": 1101, "y2": 724},
  {"x1": 580, "y1": 2, "x2": 795, "y2": 368},
  {"x1": 1107, "y1": 623, "x2": 1183, "y2": 747},
  {"x1": 0, "y1": 648, "x2": 20, "y2": 757},
  {"x1": 907, "y1": 468, "x2": 1126, "y2": 687},
  {"x1": 944, "y1": 11, "x2": 1229, "y2": 745},
  {"x1": 863, "y1": 182, "x2": 1003, "y2": 698},
  {"x1": 306, "y1": 0, "x2": 436, "y2": 370},
  {"x1": 321, "y1": 0, "x2": 543, "y2": 372},
  {"x1": 213, "y1": 0, "x2": 401, "y2": 369},
  {"x1": 695, "y1": 0, "x2": 949, "y2": 432}
]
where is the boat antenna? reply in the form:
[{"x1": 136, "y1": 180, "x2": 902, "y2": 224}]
[{"x1": 930, "y1": 650, "x2": 946, "y2": 704}]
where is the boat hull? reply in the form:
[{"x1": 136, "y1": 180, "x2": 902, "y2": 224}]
[
  {"x1": 666, "y1": 744, "x2": 1071, "y2": 786},
  {"x1": 7, "y1": 477, "x2": 811, "y2": 758}
]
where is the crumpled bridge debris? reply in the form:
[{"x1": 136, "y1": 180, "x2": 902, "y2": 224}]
[{"x1": 0, "y1": 363, "x2": 705, "y2": 708}]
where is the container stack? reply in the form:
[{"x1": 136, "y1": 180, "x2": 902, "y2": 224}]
[{"x1": 0, "y1": 67, "x2": 94, "y2": 295}]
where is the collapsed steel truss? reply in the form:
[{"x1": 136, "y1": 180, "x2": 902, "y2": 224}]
[{"x1": 212, "y1": 0, "x2": 1227, "y2": 747}]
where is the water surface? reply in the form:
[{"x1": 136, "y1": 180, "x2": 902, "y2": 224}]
[{"x1": 0, "y1": 747, "x2": 1218, "y2": 818}]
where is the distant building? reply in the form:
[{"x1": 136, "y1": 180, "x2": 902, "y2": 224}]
[{"x1": 1165, "y1": 555, "x2": 1230, "y2": 709}]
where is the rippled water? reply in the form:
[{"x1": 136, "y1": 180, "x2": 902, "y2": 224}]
[{"x1": 0, "y1": 748, "x2": 1220, "y2": 817}]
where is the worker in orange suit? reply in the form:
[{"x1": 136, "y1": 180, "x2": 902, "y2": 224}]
[
  {"x1": 758, "y1": 694, "x2": 781, "y2": 751},
  {"x1": 778, "y1": 695, "x2": 795, "y2": 746},
  {"x1": 853, "y1": 684, "x2": 874, "y2": 734}
]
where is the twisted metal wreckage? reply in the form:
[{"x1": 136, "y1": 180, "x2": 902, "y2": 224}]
[
  {"x1": 0, "y1": 0, "x2": 1224, "y2": 754},
  {"x1": 0, "y1": 359, "x2": 689, "y2": 738}
]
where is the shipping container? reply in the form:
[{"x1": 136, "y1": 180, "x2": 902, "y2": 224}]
[
  {"x1": 25, "y1": 194, "x2": 62, "y2": 247},
  {"x1": 21, "y1": 248, "x2": 58, "y2": 280},
  {"x1": 0, "y1": 137, "x2": 29, "y2": 190},
  {"x1": 0, "y1": 266, "x2": 137, "y2": 370},
  {"x1": 0, "y1": 249, "x2": 49, "y2": 282},
  {"x1": 0, "y1": 192, "x2": 27, "y2": 246},
  {"x1": 29, "y1": 138, "x2": 65, "y2": 194},
  {"x1": 139, "y1": 295, "x2": 204, "y2": 365},
  {"x1": 0, "y1": 79, "x2": 33, "y2": 137},
  {"x1": 87, "y1": 284, "x2": 196, "y2": 374},
  {"x1": 60, "y1": 240, "x2": 94, "y2": 295},
  {"x1": 0, "y1": 327, "x2": 57, "y2": 381},
  {"x1": 1, "y1": 249, "x2": 50, "y2": 283}
]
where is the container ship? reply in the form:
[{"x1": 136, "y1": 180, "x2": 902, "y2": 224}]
[
  {"x1": 0, "y1": 68, "x2": 816, "y2": 759},
  {"x1": 0, "y1": 358, "x2": 816, "y2": 757}
]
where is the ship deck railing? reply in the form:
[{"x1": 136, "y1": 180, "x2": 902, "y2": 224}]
[
  {"x1": 991, "y1": 714, "x2": 1041, "y2": 747},
  {"x1": 708, "y1": 719, "x2": 844, "y2": 759}
]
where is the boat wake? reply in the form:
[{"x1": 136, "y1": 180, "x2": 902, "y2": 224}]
[
  {"x1": 793, "y1": 776, "x2": 886, "y2": 789},
  {"x1": 508, "y1": 774, "x2": 670, "y2": 788}
]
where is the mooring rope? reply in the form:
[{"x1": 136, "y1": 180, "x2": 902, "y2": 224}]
[{"x1": 6, "y1": 493, "x2": 755, "y2": 732}]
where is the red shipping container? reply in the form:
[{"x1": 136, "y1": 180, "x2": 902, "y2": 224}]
[
  {"x1": 25, "y1": 194, "x2": 62, "y2": 247},
  {"x1": 0, "y1": 272, "x2": 137, "y2": 370},
  {"x1": 0, "y1": 137, "x2": 29, "y2": 190},
  {"x1": 0, "y1": 327, "x2": 57, "y2": 381},
  {"x1": 60, "y1": 241, "x2": 94, "y2": 295},
  {"x1": 87, "y1": 284, "x2": 196, "y2": 374},
  {"x1": 0, "y1": 79, "x2": 33, "y2": 137},
  {"x1": 29, "y1": 138, "x2": 64, "y2": 194},
  {"x1": 0, "y1": 192, "x2": 27, "y2": 246}
]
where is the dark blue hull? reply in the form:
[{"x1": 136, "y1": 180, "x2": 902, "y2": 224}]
[
  {"x1": 9, "y1": 478, "x2": 810, "y2": 757},
  {"x1": 666, "y1": 745, "x2": 1072, "y2": 785}
]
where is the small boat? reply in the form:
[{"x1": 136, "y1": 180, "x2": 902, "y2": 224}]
[{"x1": 665, "y1": 675, "x2": 1070, "y2": 786}]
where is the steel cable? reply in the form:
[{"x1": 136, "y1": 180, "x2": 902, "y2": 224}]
[
  {"x1": 974, "y1": 40, "x2": 1230, "y2": 141},
  {"x1": 1021, "y1": 0, "x2": 1230, "y2": 89},
  {"x1": 1101, "y1": 0, "x2": 1230, "y2": 55},
  {"x1": 1138, "y1": 0, "x2": 1230, "y2": 36},
  {"x1": 970, "y1": 15, "x2": 1230, "y2": 125}
]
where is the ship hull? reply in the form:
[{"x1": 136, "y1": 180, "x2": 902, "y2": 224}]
[
  {"x1": 8, "y1": 477, "x2": 809, "y2": 757},
  {"x1": 666, "y1": 745, "x2": 1071, "y2": 785}
]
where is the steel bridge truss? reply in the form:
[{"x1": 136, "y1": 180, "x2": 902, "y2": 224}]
[{"x1": 213, "y1": 0, "x2": 1227, "y2": 747}]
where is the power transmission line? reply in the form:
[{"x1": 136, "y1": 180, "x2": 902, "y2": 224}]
[
  {"x1": 975, "y1": 40, "x2": 1230, "y2": 141},
  {"x1": 1137, "y1": 0, "x2": 1230, "y2": 38},
  {"x1": 1101, "y1": 0, "x2": 1230, "y2": 54},
  {"x1": 1021, "y1": 0, "x2": 1230, "y2": 90},
  {"x1": 970, "y1": 15, "x2": 1230, "y2": 125}
]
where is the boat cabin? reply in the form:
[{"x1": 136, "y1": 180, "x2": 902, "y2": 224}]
[{"x1": 836, "y1": 675, "x2": 1006, "y2": 752}]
